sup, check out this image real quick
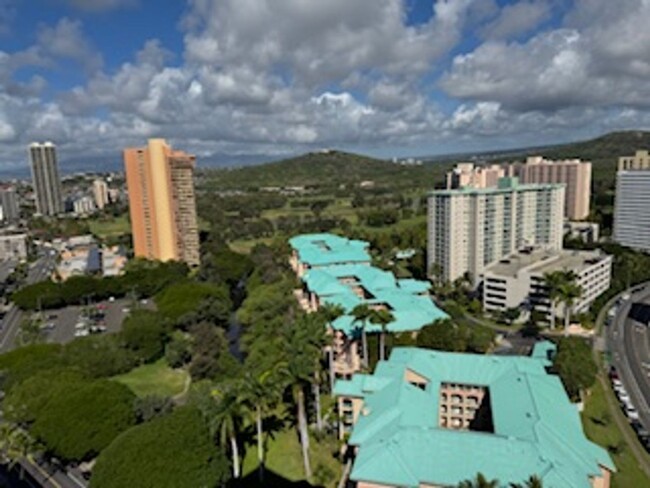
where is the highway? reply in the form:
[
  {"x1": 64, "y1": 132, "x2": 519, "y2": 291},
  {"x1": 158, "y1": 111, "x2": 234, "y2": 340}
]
[
  {"x1": 606, "y1": 285, "x2": 650, "y2": 432},
  {"x1": 0, "y1": 253, "x2": 57, "y2": 353}
]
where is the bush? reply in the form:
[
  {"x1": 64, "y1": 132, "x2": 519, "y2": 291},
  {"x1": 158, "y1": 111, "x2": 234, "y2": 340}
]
[
  {"x1": 120, "y1": 310, "x2": 168, "y2": 363},
  {"x1": 90, "y1": 407, "x2": 230, "y2": 488},
  {"x1": 32, "y1": 380, "x2": 136, "y2": 461}
]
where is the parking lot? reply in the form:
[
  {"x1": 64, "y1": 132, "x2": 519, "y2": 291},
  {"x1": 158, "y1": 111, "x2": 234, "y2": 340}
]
[{"x1": 37, "y1": 298, "x2": 153, "y2": 344}]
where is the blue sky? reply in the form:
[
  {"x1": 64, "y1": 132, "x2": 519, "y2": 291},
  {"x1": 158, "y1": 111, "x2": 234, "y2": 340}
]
[{"x1": 1, "y1": 0, "x2": 649, "y2": 174}]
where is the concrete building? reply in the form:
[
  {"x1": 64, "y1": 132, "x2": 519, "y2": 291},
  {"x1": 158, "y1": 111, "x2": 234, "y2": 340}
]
[
  {"x1": 124, "y1": 139, "x2": 200, "y2": 266},
  {"x1": 482, "y1": 248, "x2": 612, "y2": 323},
  {"x1": 53, "y1": 235, "x2": 127, "y2": 281},
  {"x1": 29, "y1": 142, "x2": 64, "y2": 216},
  {"x1": 93, "y1": 179, "x2": 110, "y2": 210},
  {"x1": 614, "y1": 170, "x2": 650, "y2": 252},
  {"x1": 511, "y1": 156, "x2": 592, "y2": 220},
  {"x1": 445, "y1": 163, "x2": 506, "y2": 189},
  {"x1": 565, "y1": 221, "x2": 600, "y2": 244},
  {"x1": 334, "y1": 346, "x2": 614, "y2": 488},
  {"x1": 290, "y1": 233, "x2": 448, "y2": 378},
  {"x1": 618, "y1": 150, "x2": 650, "y2": 171},
  {"x1": 427, "y1": 178, "x2": 565, "y2": 285},
  {"x1": 0, "y1": 187, "x2": 19, "y2": 222},
  {"x1": 72, "y1": 196, "x2": 96, "y2": 216},
  {"x1": 0, "y1": 233, "x2": 27, "y2": 261}
]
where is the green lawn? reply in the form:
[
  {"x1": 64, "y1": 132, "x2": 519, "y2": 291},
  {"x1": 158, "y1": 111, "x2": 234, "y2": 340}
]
[
  {"x1": 240, "y1": 428, "x2": 342, "y2": 488},
  {"x1": 88, "y1": 214, "x2": 131, "y2": 238},
  {"x1": 112, "y1": 359, "x2": 189, "y2": 398},
  {"x1": 581, "y1": 379, "x2": 650, "y2": 487}
]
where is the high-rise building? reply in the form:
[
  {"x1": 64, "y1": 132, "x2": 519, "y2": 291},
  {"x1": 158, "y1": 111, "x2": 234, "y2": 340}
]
[
  {"x1": 124, "y1": 139, "x2": 200, "y2": 266},
  {"x1": 72, "y1": 196, "x2": 96, "y2": 216},
  {"x1": 618, "y1": 150, "x2": 650, "y2": 171},
  {"x1": 445, "y1": 163, "x2": 506, "y2": 189},
  {"x1": 29, "y1": 142, "x2": 64, "y2": 216},
  {"x1": 613, "y1": 169, "x2": 650, "y2": 252},
  {"x1": 0, "y1": 187, "x2": 19, "y2": 221},
  {"x1": 93, "y1": 179, "x2": 110, "y2": 210},
  {"x1": 510, "y1": 156, "x2": 592, "y2": 220},
  {"x1": 427, "y1": 177, "x2": 565, "y2": 284}
]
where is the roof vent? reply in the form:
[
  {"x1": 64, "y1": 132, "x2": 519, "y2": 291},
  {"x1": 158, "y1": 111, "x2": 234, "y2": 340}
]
[{"x1": 362, "y1": 407, "x2": 371, "y2": 416}]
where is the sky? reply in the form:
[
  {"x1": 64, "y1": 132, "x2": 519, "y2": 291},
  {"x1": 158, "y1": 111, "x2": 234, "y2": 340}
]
[{"x1": 1, "y1": 0, "x2": 650, "y2": 175}]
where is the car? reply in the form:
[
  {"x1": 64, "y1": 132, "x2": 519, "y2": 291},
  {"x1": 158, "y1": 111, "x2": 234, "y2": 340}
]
[
  {"x1": 618, "y1": 391, "x2": 630, "y2": 403},
  {"x1": 122, "y1": 307, "x2": 130, "y2": 313},
  {"x1": 75, "y1": 321, "x2": 87, "y2": 330},
  {"x1": 74, "y1": 329, "x2": 89, "y2": 337},
  {"x1": 622, "y1": 293, "x2": 631, "y2": 301},
  {"x1": 626, "y1": 406, "x2": 640, "y2": 421},
  {"x1": 108, "y1": 296, "x2": 115, "y2": 302},
  {"x1": 40, "y1": 322, "x2": 55, "y2": 331}
]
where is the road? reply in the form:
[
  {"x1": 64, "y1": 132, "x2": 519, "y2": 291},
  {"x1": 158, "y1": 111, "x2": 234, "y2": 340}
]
[
  {"x1": 0, "y1": 254, "x2": 57, "y2": 353},
  {"x1": 0, "y1": 259, "x2": 17, "y2": 283},
  {"x1": 607, "y1": 284, "x2": 650, "y2": 432}
]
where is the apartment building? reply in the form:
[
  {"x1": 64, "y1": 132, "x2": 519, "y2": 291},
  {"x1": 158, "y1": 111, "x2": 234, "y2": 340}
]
[
  {"x1": 618, "y1": 150, "x2": 650, "y2": 171},
  {"x1": 511, "y1": 156, "x2": 591, "y2": 220},
  {"x1": 445, "y1": 163, "x2": 506, "y2": 189},
  {"x1": 124, "y1": 139, "x2": 200, "y2": 266},
  {"x1": 613, "y1": 169, "x2": 650, "y2": 252},
  {"x1": 0, "y1": 187, "x2": 19, "y2": 222},
  {"x1": 290, "y1": 233, "x2": 448, "y2": 378},
  {"x1": 72, "y1": 196, "x2": 96, "y2": 216},
  {"x1": 29, "y1": 142, "x2": 63, "y2": 216},
  {"x1": 482, "y1": 248, "x2": 612, "y2": 323},
  {"x1": 334, "y1": 346, "x2": 613, "y2": 488},
  {"x1": 93, "y1": 179, "x2": 110, "y2": 210},
  {"x1": 427, "y1": 177, "x2": 565, "y2": 285}
]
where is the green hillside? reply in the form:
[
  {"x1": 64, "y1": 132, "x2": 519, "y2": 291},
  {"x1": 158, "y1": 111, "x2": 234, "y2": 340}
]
[{"x1": 200, "y1": 150, "x2": 451, "y2": 192}]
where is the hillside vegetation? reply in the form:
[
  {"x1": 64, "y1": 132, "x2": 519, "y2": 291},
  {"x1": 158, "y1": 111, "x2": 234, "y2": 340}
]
[{"x1": 200, "y1": 150, "x2": 450, "y2": 192}]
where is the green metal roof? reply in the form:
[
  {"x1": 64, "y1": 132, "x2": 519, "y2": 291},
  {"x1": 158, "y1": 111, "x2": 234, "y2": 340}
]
[
  {"x1": 289, "y1": 233, "x2": 371, "y2": 267},
  {"x1": 301, "y1": 263, "x2": 448, "y2": 334},
  {"x1": 335, "y1": 347, "x2": 613, "y2": 488}
]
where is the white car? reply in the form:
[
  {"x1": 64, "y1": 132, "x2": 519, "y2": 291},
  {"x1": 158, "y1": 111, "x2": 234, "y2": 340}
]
[
  {"x1": 74, "y1": 329, "x2": 89, "y2": 337},
  {"x1": 626, "y1": 406, "x2": 640, "y2": 421},
  {"x1": 618, "y1": 391, "x2": 630, "y2": 403}
]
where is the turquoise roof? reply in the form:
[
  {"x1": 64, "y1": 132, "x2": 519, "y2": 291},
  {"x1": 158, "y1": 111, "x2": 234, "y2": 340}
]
[
  {"x1": 334, "y1": 347, "x2": 614, "y2": 488},
  {"x1": 289, "y1": 233, "x2": 371, "y2": 267},
  {"x1": 531, "y1": 340, "x2": 557, "y2": 367},
  {"x1": 301, "y1": 263, "x2": 447, "y2": 334}
]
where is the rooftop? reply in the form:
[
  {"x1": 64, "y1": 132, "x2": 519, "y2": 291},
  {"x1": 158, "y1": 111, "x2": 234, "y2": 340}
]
[
  {"x1": 429, "y1": 176, "x2": 564, "y2": 197},
  {"x1": 484, "y1": 248, "x2": 610, "y2": 278},
  {"x1": 302, "y1": 262, "x2": 448, "y2": 335},
  {"x1": 289, "y1": 233, "x2": 371, "y2": 267},
  {"x1": 334, "y1": 347, "x2": 613, "y2": 488}
]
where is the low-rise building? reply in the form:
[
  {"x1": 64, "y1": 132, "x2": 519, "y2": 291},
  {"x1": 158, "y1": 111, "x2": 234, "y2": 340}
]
[
  {"x1": 565, "y1": 221, "x2": 600, "y2": 244},
  {"x1": 482, "y1": 248, "x2": 612, "y2": 323},
  {"x1": 290, "y1": 233, "x2": 448, "y2": 378},
  {"x1": 0, "y1": 233, "x2": 27, "y2": 261},
  {"x1": 53, "y1": 236, "x2": 127, "y2": 281},
  {"x1": 334, "y1": 346, "x2": 614, "y2": 488},
  {"x1": 289, "y1": 233, "x2": 371, "y2": 277}
]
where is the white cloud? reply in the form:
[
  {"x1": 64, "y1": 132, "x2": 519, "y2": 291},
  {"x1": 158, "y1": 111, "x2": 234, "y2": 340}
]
[
  {"x1": 480, "y1": 1, "x2": 551, "y2": 40},
  {"x1": 37, "y1": 18, "x2": 103, "y2": 73}
]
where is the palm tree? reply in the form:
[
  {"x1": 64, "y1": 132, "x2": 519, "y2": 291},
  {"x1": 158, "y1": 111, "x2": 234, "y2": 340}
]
[
  {"x1": 316, "y1": 303, "x2": 345, "y2": 391},
  {"x1": 557, "y1": 272, "x2": 582, "y2": 335},
  {"x1": 544, "y1": 271, "x2": 567, "y2": 329},
  {"x1": 240, "y1": 361, "x2": 284, "y2": 482},
  {"x1": 351, "y1": 304, "x2": 373, "y2": 368},
  {"x1": 458, "y1": 473, "x2": 499, "y2": 488},
  {"x1": 210, "y1": 384, "x2": 245, "y2": 479},
  {"x1": 510, "y1": 475, "x2": 544, "y2": 488},
  {"x1": 369, "y1": 309, "x2": 395, "y2": 362},
  {"x1": 279, "y1": 314, "x2": 321, "y2": 479},
  {"x1": 0, "y1": 422, "x2": 38, "y2": 481}
]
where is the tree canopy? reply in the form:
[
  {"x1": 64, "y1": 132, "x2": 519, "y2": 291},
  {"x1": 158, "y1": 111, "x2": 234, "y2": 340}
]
[
  {"x1": 551, "y1": 337, "x2": 597, "y2": 400},
  {"x1": 90, "y1": 407, "x2": 230, "y2": 488},
  {"x1": 31, "y1": 380, "x2": 136, "y2": 461},
  {"x1": 155, "y1": 281, "x2": 231, "y2": 325}
]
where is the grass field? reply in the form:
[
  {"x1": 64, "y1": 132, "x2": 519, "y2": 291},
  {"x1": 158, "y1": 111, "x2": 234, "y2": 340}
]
[
  {"x1": 113, "y1": 359, "x2": 189, "y2": 398},
  {"x1": 581, "y1": 379, "x2": 650, "y2": 487},
  {"x1": 88, "y1": 214, "x2": 130, "y2": 238},
  {"x1": 240, "y1": 428, "x2": 342, "y2": 488}
]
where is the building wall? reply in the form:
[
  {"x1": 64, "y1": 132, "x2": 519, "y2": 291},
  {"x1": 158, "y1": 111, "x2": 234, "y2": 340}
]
[
  {"x1": 427, "y1": 182, "x2": 565, "y2": 284},
  {"x1": 124, "y1": 139, "x2": 199, "y2": 266},
  {"x1": 618, "y1": 150, "x2": 650, "y2": 171},
  {"x1": 93, "y1": 179, "x2": 109, "y2": 209},
  {"x1": 445, "y1": 163, "x2": 505, "y2": 190},
  {"x1": 0, "y1": 188, "x2": 19, "y2": 221},
  {"x1": 614, "y1": 170, "x2": 650, "y2": 252},
  {"x1": 512, "y1": 157, "x2": 591, "y2": 220},
  {"x1": 29, "y1": 142, "x2": 63, "y2": 216}
]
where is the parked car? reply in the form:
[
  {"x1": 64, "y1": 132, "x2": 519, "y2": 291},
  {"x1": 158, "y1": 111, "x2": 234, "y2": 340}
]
[
  {"x1": 74, "y1": 329, "x2": 89, "y2": 337},
  {"x1": 626, "y1": 406, "x2": 640, "y2": 421}
]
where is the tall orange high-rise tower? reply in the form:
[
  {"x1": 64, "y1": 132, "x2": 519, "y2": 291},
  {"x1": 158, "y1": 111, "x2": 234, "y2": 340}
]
[{"x1": 124, "y1": 139, "x2": 200, "y2": 266}]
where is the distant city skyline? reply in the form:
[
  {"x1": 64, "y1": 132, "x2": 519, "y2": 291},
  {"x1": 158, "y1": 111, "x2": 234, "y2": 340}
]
[{"x1": 2, "y1": 1, "x2": 650, "y2": 173}]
